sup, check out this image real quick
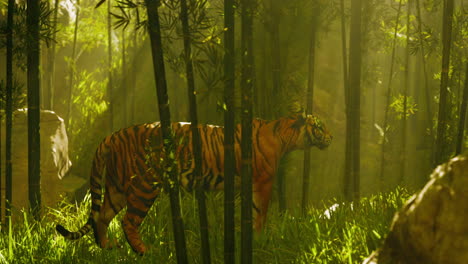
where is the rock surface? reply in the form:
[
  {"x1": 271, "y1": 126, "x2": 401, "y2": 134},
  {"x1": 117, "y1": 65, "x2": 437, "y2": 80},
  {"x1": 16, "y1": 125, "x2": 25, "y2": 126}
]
[
  {"x1": 1, "y1": 110, "x2": 74, "y2": 217},
  {"x1": 363, "y1": 155, "x2": 468, "y2": 264}
]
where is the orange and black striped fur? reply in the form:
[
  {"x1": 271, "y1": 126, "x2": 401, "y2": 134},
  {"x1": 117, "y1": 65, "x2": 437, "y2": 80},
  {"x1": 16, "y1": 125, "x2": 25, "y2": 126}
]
[{"x1": 56, "y1": 113, "x2": 332, "y2": 254}]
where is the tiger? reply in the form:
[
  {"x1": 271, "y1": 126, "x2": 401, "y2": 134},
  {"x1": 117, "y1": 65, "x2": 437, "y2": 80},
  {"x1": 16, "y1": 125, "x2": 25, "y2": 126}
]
[{"x1": 55, "y1": 112, "x2": 332, "y2": 254}]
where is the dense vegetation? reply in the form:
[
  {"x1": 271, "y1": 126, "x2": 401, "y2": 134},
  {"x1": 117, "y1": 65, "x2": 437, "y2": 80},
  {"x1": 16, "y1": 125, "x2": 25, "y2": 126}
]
[{"x1": 0, "y1": 187, "x2": 410, "y2": 263}]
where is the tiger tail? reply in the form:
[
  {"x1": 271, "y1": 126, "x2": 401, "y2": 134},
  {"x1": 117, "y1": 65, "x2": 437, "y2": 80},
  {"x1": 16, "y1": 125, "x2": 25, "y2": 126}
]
[{"x1": 55, "y1": 139, "x2": 110, "y2": 244}]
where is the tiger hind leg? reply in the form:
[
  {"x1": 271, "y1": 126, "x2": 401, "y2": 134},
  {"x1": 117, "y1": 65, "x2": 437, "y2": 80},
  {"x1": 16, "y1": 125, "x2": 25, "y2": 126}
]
[
  {"x1": 122, "y1": 184, "x2": 159, "y2": 255},
  {"x1": 93, "y1": 185, "x2": 126, "y2": 249},
  {"x1": 253, "y1": 180, "x2": 273, "y2": 232}
]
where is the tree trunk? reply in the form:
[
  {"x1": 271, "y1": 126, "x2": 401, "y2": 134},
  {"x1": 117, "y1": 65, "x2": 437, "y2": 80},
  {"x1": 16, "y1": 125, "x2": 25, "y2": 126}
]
[
  {"x1": 45, "y1": 0, "x2": 59, "y2": 110},
  {"x1": 415, "y1": 0, "x2": 433, "y2": 131},
  {"x1": 0, "y1": 111, "x2": 2, "y2": 222},
  {"x1": 27, "y1": 0, "x2": 42, "y2": 220},
  {"x1": 301, "y1": 3, "x2": 318, "y2": 213},
  {"x1": 256, "y1": 23, "x2": 267, "y2": 117},
  {"x1": 348, "y1": 0, "x2": 362, "y2": 201},
  {"x1": 400, "y1": 1, "x2": 411, "y2": 184},
  {"x1": 5, "y1": 0, "x2": 15, "y2": 224},
  {"x1": 241, "y1": 0, "x2": 254, "y2": 262},
  {"x1": 107, "y1": 0, "x2": 113, "y2": 132},
  {"x1": 179, "y1": 0, "x2": 211, "y2": 263},
  {"x1": 67, "y1": 0, "x2": 80, "y2": 137},
  {"x1": 270, "y1": 0, "x2": 281, "y2": 115},
  {"x1": 379, "y1": 0, "x2": 402, "y2": 189},
  {"x1": 340, "y1": 0, "x2": 353, "y2": 201},
  {"x1": 434, "y1": 0, "x2": 455, "y2": 166},
  {"x1": 269, "y1": 0, "x2": 286, "y2": 212},
  {"x1": 455, "y1": 63, "x2": 468, "y2": 155},
  {"x1": 144, "y1": 0, "x2": 188, "y2": 263},
  {"x1": 129, "y1": 8, "x2": 139, "y2": 124},
  {"x1": 223, "y1": 0, "x2": 236, "y2": 262},
  {"x1": 121, "y1": 27, "x2": 127, "y2": 126}
]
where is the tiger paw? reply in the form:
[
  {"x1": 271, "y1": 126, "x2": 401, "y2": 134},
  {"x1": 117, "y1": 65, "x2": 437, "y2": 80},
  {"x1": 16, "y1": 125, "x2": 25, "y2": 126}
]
[
  {"x1": 101, "y1": 238, "x2": 122, "y2": 250},
  {"x1": 108, "y1": 239, "x2": 123, "y2": 249},
  {"x1": 130, "y1": 243, "x2": 147, "y2": 256}
]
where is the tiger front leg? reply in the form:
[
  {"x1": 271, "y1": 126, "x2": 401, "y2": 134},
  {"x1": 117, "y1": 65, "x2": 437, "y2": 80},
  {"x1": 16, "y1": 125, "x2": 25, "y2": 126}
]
[
  {"x1": 122, "y1": 185, "x2": 159, "y2": 255},
  {"x1": 252, "y1": 180, "x2": 273, "y2": 232}
]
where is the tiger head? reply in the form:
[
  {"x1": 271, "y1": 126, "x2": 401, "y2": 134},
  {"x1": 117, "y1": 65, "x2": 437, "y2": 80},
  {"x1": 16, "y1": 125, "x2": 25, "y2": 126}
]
[{"x1": 291, "y1": 112, "x2": 332, "y2": 150}]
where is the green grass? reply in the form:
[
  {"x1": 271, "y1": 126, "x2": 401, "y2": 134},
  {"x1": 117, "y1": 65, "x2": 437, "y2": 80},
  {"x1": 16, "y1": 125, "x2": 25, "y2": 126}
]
[{"x1": 0, "y1": 187, "x2": 410, "y2": 264}]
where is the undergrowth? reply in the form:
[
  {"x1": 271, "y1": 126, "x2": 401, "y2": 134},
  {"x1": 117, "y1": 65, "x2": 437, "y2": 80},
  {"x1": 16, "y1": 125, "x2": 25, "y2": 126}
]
[{"x1": 0, "y1": 187, "x2": 411, "y2": 264}]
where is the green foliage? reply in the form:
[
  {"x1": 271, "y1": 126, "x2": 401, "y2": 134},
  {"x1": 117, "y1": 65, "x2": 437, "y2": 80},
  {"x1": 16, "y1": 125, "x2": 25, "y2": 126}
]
[
  {"x1": 57, "y1": 0, "x2": 110, "y2": 54},
  {"x1": 407, "y1": 25, "x2": 437, "y2": 56},
  {"x1": 67, "y1": 69, "x2": 109, "y2": 179},
  {"x1": 0, "y1": 187, "x2": 411, "y2": 263},
  {"x1": 0, "y1": 79, "x2": 26, "y2": 111},
  {"x1": 390, "y1": 94, "x2": 418, "y2": 119},
  {"x1": 450, "y1": 7, "x2": 468, "y2": 77},
  {"x1": 107, "y1": 0, "x2": 225, "y2": 123},
  {"x1": 69, "y1": 70, "x2": 108, "y2": 125},
  {"x1": 0, "y1": 1, "x2": 56, "y2": 70},
  {"x1": 110, "y1": 1, "x2": 137, "y2": 30},
  {"x1": 358, "y1": 0, "x2": 393, "y2": 52}
]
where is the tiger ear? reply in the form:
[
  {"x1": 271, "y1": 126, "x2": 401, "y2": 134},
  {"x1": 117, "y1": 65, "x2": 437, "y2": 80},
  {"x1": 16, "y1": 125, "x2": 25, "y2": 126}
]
[
  {"x1": 289, "y1": 104, "x2": 306, "y2": 129},
  {"x1": 289, "y1": 111, "x2": 305, "y2": 121},
  {"x1": 288, "y1": 102, "x2": 305, "y2": 120}
]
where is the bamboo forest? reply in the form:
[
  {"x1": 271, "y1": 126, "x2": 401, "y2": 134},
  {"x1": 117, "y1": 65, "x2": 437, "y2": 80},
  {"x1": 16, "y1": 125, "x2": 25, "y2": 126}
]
[{"x1": 0, "y1": 0, "x2": 467, "y2": 263}]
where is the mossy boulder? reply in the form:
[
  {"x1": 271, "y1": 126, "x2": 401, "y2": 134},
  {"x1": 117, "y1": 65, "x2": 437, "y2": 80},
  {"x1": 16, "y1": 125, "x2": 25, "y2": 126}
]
[{"x1": 363, "y1": 155, "x2": 468, "y2": 264}]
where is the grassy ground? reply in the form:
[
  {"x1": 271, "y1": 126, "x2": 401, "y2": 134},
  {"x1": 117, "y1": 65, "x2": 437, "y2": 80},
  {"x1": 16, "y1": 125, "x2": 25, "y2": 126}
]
[{"x1": 0, "y1": 187, "x2": 410, "y2": 264}]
